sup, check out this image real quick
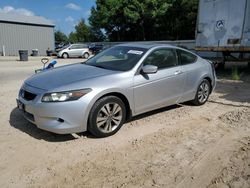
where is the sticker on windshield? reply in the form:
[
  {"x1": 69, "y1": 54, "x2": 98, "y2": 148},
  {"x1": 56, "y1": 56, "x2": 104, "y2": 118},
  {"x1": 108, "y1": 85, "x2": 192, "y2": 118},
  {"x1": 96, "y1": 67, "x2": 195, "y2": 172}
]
[{"x1": 127, "y1": 50, "x2": 144, "y2": 55}]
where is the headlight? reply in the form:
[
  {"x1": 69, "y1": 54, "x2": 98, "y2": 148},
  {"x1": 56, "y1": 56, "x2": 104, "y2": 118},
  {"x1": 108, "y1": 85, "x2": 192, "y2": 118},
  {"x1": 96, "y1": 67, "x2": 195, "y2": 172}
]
[{"x1": 41, "y1": 89, "x2": 92, "y2": 102}]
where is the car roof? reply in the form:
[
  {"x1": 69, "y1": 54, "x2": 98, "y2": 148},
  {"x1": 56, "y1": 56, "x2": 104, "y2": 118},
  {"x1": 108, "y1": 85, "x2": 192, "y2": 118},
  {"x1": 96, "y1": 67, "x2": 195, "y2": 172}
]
[
  {"x1": 117, "y1": 43, "x2": 177, "y2": 49},
  {"x1": 71, "y1": 43, "x2": 87, "y2": 45},
  {"x1": 116, "y1": 43, "x2": 199, "y2": 56}
]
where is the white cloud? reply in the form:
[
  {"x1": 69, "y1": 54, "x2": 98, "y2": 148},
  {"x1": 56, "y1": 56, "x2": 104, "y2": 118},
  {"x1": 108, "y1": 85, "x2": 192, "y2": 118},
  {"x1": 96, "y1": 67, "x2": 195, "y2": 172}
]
[
  {"x1": 65, "y1": 3, "x2": 81, "y2": 11},
  {"x1": 85, "y1": 10, "x2": 91, "y2": 17},
  {"x1": 0, "y1": 6, "x2": 34, "y2": 16},
  {"x1": 54, "y1": 18, "x2": 61, "y2": 23},
  {"x1": 65, "y1": 16, "x2": 74, "y2": 23}
]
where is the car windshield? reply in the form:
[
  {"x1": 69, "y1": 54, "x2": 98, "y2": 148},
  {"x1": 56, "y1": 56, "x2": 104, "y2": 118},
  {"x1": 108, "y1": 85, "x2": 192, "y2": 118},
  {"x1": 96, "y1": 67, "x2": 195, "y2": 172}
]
[
  {"x1": 60, "y1": 44, "x2": 70, "y2": 50},
  {"x1": 84, "y1": 46, "x2": 147, "y2": 71}
]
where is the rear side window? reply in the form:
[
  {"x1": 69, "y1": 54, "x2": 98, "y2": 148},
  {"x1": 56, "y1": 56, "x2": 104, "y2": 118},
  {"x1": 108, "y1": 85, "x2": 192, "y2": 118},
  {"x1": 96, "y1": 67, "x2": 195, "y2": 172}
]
[
  {"x1": 71, "y1": 44, "x2": 87, "y2": 49},
  {"x1": 70, "y1": 45, "x2": 80, "y2": 49},
  {"x1": 178, "y1": 50, "x2": 197, "y2": 65},
  {"x1": 143, "y1": 48, "x2": 178, "y2": 69}
]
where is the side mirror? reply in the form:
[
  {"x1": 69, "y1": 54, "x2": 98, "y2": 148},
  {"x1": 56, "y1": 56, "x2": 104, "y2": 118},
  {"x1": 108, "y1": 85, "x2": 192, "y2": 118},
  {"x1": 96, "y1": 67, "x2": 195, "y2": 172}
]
[{"x1": 141, "y1": 65, "x2": 158, "y2": 74}]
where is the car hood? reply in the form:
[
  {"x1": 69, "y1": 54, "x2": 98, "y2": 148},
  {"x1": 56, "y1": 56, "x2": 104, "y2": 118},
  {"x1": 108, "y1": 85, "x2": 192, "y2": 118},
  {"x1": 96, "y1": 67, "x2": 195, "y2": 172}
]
[{"x1": 25, "y1": 63, "x2": 116, "y2": 91}]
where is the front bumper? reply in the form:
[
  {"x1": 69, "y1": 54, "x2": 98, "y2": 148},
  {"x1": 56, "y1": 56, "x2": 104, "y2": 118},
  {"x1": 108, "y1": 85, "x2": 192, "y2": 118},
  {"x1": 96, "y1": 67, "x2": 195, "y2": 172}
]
[
  {"x1": 17, "y1": 85, "x2": 89, "y2": 134},
  {"x1": 57, "y1": 51, "x2": 63, "y2": 58}
]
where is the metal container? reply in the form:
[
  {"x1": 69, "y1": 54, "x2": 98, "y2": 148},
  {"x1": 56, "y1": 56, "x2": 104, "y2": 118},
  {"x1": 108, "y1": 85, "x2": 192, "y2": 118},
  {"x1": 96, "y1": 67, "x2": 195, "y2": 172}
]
[
  {"x1": 32, "y1": 49, "x2": 38, "y2": 56},
  {"x1": 195, "y1": 0, "x2": 250, "y2": 52},
  {"x1": 19, "y1": 50, "x2": 28, "y2": 61}
]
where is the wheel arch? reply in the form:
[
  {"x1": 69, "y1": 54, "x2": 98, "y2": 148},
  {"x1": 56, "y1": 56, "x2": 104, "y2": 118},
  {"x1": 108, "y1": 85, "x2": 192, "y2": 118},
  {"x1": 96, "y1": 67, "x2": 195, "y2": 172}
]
[
  {"x1": 62, "y1": 52, "x2": 69, "y2": 58},
  {"x1": 82, "y1": 51, "x2": 90, "y2": 56},
  {"x1": 202, "y1": 76, "x2": 213, "y2": 93},
  {"x1": 95, "y1": 92, "x2": 132, "y2": 121}
]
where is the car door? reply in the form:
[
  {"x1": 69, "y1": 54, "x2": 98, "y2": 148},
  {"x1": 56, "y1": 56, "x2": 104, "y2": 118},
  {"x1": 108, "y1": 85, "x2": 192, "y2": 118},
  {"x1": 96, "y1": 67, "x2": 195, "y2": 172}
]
[
  {"x1": 68, "y1": 45, "x2": 78, "y2": 57},
  {"x1": 76, "y1": 44, "x2": 88, "y2": 56},
  {"x1": 177, "y1": 49, "x2": 202, "y2": 102},
  {"x1": 69, "y1": 44, "x2": 83, "y2": 57},
  {"x1": 133, "y1": 48, "x2": 185, "y2": 114}
]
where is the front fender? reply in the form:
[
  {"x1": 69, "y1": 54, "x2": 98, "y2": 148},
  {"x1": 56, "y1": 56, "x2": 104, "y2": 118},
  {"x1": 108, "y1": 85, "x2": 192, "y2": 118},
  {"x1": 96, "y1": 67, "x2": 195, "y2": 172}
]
[{"x1": 81, "y1": 87, "x2": 133, "y2": 131}]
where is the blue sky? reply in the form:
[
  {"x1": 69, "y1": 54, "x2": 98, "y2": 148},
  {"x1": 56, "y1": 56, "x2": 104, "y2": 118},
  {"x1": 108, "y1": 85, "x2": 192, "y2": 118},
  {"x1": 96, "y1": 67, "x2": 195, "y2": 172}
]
[{"x1": 0, "y1": 0, "x2": 96, "y2": 35}]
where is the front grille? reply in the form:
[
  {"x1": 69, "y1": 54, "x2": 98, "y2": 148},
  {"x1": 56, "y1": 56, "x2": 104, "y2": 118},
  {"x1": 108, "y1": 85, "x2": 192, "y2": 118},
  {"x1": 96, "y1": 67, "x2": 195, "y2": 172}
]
[{"x1": 20, "y1": 89, "x2": 37, "y2": 101}]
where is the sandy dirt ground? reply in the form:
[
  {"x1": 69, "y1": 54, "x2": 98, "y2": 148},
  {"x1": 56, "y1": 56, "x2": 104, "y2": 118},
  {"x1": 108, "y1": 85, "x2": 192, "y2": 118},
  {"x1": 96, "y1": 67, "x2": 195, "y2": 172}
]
[{"x1": 0, "y1": 57, "x2": 249, "y2": 188}]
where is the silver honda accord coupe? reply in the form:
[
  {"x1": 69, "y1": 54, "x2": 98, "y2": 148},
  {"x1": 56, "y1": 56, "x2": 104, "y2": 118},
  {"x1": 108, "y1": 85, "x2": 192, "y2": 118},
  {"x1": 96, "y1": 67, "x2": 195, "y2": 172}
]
[{"x1": 17, "y1": 44, "x2": 216, "y2": 137}]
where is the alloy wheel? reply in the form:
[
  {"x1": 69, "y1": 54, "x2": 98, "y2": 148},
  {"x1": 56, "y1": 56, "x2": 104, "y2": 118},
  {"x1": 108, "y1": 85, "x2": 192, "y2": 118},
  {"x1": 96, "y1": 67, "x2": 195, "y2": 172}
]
[
  {"x1": 62, "y1": 53, "x2": 68, "y2": 59},
  {"x1": 96, "y1": 102, "x2": 123, "y2": 133},
  {"x1": 84, "y1": 53, "x2": 89, "y2": 59},
  {"x1": 197, "y1": 82, "x2": 209, "y2": 103}
]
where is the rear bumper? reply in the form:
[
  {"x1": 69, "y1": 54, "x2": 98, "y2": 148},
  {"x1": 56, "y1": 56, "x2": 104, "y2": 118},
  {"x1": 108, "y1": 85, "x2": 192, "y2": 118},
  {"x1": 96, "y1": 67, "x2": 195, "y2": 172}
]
[
  {"x1": 212, "y1": 69, "x2": 217, "y2": 92},
  {"x1": 211, "y1": 76, "x2": 217, "y2": 93},
  {"x1": 207, "y1": 59, "x2": 217, "y2": 93}
]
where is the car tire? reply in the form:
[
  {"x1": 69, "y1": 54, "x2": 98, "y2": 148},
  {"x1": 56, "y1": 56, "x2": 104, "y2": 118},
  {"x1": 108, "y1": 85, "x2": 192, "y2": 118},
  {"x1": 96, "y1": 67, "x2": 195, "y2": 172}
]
[
  {"x1": 88, "y1": 96, "x2": 126, "y2": 138},
  {"x1": 192, "y1": 79, "x2": 211, "y2": 106},
  {"x1": 83, "y1": 52, "x2": 89, "y2": 59},
  {"x1": 62, "y1": 53, "x2": 69, "y2": 59}
]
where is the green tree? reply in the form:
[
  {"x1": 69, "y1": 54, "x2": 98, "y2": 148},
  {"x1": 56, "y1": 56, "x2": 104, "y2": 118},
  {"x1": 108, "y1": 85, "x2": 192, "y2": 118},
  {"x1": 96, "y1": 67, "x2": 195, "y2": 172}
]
[
  {"x1": 68, "y1": 32, "x2": 78, "y2": 43},
  {"x1": 55, "y1": 30, "x2": 68, "y2": 42},
  {"x1": 75, "y1": 19, "x2": 90, "y2": 42},
  {"x1": 164, "y1": 0, "x2": 199, "y2": 40},
  {"x1": 89, "y1": 0, "x2": 199, "y2": 41},
  {"x1": 68, "y1": 18, "x2": 105, "y2": 42},
  {"x1": 89, "y1": 26, "x2": 106, "y2": 42}
]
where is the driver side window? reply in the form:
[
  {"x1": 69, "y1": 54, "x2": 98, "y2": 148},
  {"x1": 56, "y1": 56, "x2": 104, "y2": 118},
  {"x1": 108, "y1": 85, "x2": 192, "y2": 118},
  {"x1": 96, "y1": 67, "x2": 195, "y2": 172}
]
[
  {"x1": 143, "y1": 48, "x2": 178, "y2": 69},
  {"x1": 70, "y1": 45, "x2": 78, "y2": 49}
]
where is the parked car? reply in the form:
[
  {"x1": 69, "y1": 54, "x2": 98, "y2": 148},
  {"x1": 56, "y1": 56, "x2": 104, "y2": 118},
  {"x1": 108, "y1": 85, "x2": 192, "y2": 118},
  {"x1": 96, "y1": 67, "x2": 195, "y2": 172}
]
[
  {"x1": 88, "y1": 43, "x2": 104, "y2": 54},
  {"x1": 57, "y1": 43, "x2": 91, "y2": 59},
  {"x1": 55, "y1": 42, "x2": 71, "y2": 53},
  {"x1": 17, "y1": 44, "x2": 216, "y2": 137}
]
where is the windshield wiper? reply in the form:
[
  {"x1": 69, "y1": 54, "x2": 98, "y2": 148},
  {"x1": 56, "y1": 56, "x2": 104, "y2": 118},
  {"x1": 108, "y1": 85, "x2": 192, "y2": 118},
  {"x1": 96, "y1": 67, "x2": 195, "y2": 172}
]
[{"x1": 85, "y1": 64, "x2": 117, "y2": 71}]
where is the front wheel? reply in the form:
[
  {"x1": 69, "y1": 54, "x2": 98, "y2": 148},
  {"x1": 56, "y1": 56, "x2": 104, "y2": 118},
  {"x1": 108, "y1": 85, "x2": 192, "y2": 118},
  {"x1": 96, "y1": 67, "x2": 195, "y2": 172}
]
[
  {"x1": 192, "y1": 79, "x2": 211, "y2": 106},
  {"x1": 83, "y1": 52, "x2": 89, "y2": 59},
  {"x1": 62, "y1": 53, "x2": 69, "y2": 59},
  {"x1": 88, "y1": 96, "x2": 126, "y2": 138}
]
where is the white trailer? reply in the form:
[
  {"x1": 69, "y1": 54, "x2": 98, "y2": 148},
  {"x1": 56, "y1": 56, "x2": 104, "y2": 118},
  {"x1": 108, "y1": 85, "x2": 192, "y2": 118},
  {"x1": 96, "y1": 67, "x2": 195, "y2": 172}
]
[{"x1": 195, "y1": 0, "x2": 250, "y2": 63}]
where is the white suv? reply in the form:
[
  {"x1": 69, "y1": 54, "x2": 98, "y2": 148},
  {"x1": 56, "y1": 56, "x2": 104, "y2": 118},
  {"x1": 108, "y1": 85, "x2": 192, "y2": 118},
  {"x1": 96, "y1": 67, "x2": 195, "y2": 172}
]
[{"x1": 58, "y1": 44, "x2": 91, "y2": 59}]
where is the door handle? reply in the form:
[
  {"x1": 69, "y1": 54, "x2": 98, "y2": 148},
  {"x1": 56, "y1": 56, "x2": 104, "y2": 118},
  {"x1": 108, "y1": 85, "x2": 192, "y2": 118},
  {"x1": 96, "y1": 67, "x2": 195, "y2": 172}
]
[{"x1": 174, "y1": 70, "x2": 183, "y2": 75}]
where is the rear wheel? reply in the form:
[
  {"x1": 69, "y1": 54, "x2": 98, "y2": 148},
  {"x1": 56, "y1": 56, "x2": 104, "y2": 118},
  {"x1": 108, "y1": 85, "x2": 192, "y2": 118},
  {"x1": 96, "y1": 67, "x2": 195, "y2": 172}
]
[
  {"x1": 88, "y1": 96, "x2": 126, "y2": 138},
  {"x1": 192, "y1": 79, "x2": 211, "y2": 106}
]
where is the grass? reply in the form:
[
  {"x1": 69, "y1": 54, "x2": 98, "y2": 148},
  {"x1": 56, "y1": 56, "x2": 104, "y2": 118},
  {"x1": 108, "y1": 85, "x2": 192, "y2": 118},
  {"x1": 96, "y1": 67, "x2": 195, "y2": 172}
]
[
  {"x1": 216, "y1": 62, "x2": 250, "y2": 81},
  {"x1": 231, "y1": 66, "x2": 240, "y2": 80}
]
